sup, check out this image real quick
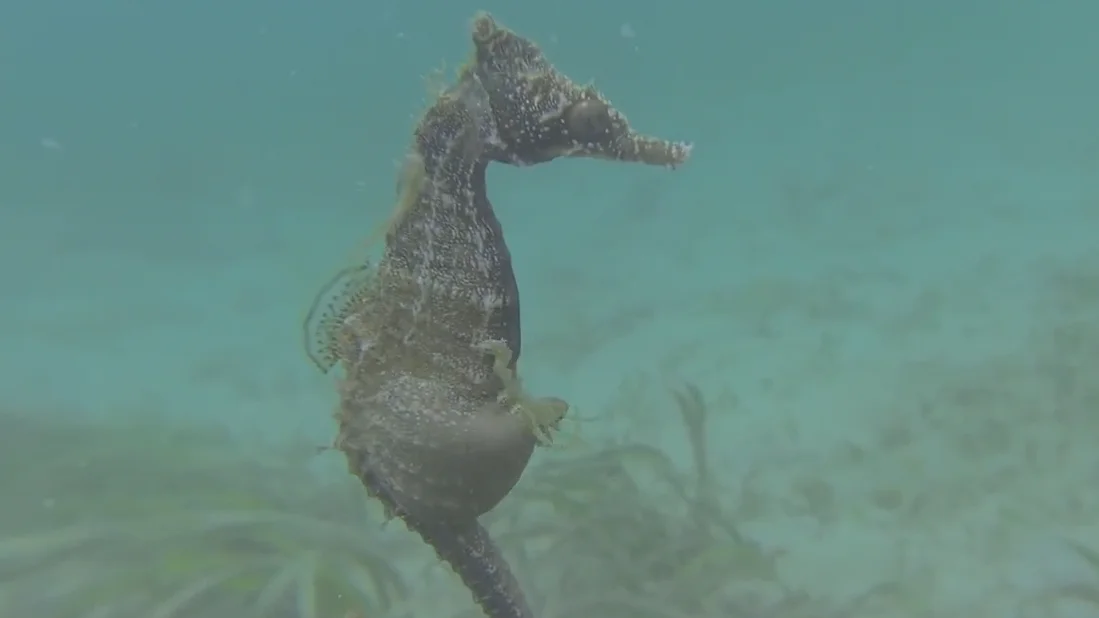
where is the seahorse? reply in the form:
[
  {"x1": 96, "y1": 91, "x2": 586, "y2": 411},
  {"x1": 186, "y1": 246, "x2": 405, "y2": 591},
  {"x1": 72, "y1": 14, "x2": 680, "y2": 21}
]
[{"x1": 305, "y1": 13, "x2": 690, "y2": 618}]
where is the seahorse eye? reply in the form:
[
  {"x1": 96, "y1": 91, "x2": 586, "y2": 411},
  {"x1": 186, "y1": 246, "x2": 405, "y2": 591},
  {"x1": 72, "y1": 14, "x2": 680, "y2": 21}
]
[{"x1": 563, "y1": 99, "x2": 613, "y2": 144}]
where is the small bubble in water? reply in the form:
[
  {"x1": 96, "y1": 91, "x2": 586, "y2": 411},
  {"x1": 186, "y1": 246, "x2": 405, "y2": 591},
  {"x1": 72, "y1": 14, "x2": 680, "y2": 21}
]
[{"x1": 619, "y1": 23, "x2": 636, "y2": 38}]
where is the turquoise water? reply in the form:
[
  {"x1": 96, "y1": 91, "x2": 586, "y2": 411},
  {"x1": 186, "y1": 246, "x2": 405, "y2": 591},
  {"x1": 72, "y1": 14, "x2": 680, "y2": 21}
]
[{"x1": 3, "y1": 0, "x2": 1099, "y2": 616}]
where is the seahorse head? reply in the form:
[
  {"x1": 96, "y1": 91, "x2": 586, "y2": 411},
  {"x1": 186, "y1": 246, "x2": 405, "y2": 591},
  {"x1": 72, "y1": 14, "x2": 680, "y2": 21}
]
[{"x1": 468, "y1": 13, "x2": 692, "y2": 169}]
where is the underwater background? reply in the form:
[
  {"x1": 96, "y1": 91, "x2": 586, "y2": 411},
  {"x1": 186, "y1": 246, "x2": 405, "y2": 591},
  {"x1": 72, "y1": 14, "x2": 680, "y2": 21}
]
[{"x1": 3, "y1": 0, "x2": 1099, "y2": 616}]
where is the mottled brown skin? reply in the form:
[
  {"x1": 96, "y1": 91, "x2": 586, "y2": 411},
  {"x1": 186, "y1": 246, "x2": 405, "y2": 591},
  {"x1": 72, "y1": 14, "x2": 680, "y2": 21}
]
[
  {"x1": 468, "y1": 15, "x2": 692, "y2": 168},
  {"x1": 320, "y1": 13, "x2": 691, "y2": 618}
]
